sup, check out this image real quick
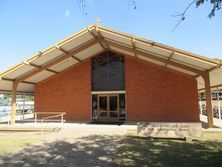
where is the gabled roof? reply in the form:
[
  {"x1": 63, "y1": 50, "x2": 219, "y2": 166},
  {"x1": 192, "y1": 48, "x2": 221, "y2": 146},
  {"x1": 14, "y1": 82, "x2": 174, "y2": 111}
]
[{"x1": 0, "y1": 24, "x2": 221, "y2": 93}]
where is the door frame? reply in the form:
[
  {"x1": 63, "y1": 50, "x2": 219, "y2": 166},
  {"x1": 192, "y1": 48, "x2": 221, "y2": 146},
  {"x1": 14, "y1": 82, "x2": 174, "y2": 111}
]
[{"x1": 97, "y1": 94, "x2": 119, "y2": 120}]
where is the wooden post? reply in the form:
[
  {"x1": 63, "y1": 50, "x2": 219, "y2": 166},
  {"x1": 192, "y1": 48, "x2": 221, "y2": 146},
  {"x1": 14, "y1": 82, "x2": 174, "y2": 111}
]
[
  {"x1": 10, "y1": 81, "x2": 18, "y2": 125},
  {"x1": 61, "y1": 114, "x2": 64, "y2": 124},
  {"x1": 217, "y1": 90, "x2": 221, "y2": 120},
  {"x1": 202, "y1": 72, "x2": 214, "y2": 128},
  {"x1": 199, "y1": 93, "x2": 203, "y2": 115},
  {"x1": 22, "y1": 93, "x2": 25, "y2": 119},
  {"x1": 0, "y1": 95, "x2": 1, "y2": 122},
  {"x1": 34, "y1": 113, "x2": 37, "y2": 124}
]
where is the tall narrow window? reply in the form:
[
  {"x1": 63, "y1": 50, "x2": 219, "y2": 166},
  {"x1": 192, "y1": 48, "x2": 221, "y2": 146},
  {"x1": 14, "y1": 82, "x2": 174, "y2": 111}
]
[{"x1": 91, "y1": 51, "x2": 125, "y2": 91}]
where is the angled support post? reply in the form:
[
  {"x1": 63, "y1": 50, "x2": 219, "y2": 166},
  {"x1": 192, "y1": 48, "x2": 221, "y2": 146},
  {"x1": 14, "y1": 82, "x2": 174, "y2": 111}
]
[
  {"x1": 202, "y1": 72, "x2": 214, "y2": 128},
  {"x1": 10, "y1": 81, "x2": 19, "y2": 125},
  {"x1": 198, "y1": 92, "x2": 203, "y2": 115},
  {"x1": 217, "y1": 89, "x2": 221, "y2": 120}
]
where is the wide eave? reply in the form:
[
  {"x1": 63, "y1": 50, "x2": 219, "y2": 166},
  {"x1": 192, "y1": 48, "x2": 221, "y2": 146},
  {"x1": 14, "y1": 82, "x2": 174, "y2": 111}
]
[{"x1": 0, "y1": 24, "x2": 221, "y2": 93}]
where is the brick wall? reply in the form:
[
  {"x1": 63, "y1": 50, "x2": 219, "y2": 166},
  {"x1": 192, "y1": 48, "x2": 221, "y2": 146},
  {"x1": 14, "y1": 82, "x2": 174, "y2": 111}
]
[
  {"x1": 35, "y1": 60, "x2": 91, "y2": 121},
  {"x1": 125, "y1": 56, "x2": 200, "y2": 122},
  {"x1": 35, "y1": 55, "x2": 199, "y2": 122}
]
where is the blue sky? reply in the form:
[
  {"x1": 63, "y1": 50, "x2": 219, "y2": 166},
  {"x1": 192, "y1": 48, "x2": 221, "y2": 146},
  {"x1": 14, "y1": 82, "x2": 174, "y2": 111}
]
[{"x1": 0, "y1": 0, "x2": 221, "y2": 72}]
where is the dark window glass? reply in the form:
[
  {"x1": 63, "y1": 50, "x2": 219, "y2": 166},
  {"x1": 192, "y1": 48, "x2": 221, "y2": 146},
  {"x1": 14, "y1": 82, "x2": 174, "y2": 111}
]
[
  {"x1": 91, "y1": 52, "x2": 125, "y2": 91},
  {"x1": 92, "y1": 95, "x2": 98, "y2": 120},
  {"x1": 119, "y1": 94, "x2": 126, "y2": 120},
  {"x1": 109, "y1": 96, "x2": 118, "y2": 111},
  {"x1": 99, "y1": 96, "x2": 107, "y2": 111}
]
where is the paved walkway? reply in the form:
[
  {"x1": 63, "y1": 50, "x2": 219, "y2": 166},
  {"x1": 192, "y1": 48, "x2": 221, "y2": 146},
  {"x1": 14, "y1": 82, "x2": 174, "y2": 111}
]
[
  {"x1": 0, "y1": 123, "x2": 136, "y2": 167},
  {"x1": 0, "y1": 119, "x2": 221, "y2": 167}
]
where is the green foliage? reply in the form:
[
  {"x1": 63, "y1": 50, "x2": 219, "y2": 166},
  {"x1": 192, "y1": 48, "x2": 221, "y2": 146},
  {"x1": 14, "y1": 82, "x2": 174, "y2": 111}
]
[{"x1": 196, "y1": 0, "x2": 222, "y2": 18}]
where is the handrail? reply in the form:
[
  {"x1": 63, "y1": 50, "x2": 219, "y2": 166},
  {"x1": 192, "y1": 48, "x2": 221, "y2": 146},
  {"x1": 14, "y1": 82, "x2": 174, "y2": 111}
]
[
  {"x1": 34, "y1": 112, "x2": 66, "y2": 124},
  {"x1": 35, "y1": 112, "x2": 65, "y2": 114},
  {"x1": 41, "y1": 113, "x2": 65, "y2": 123}
]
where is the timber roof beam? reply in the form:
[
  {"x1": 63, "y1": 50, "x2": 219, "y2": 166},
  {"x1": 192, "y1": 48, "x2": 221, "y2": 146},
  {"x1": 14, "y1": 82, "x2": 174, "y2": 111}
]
[
  {"x1": 87, "y1": 27, "x2": 107, "y2": 50},
  {"x1": 93, "y1": 27, "x2": 111, "y2": 50},
  {"x1": 100, "y1": 38, "x2": 206, "y2": 76},
  {"x1": 97, "y1": 26, "x2": 220, "y2": 67},
  {"x1": 195, "y1": 61, "x2": 222, "y2": 78},
  {"x1": 54, "y1": 44, "x2": 81, "y2": 62},
  {"x1": 23, "y1": 61, "x2": 58, "y2": 74},
  {"x1": 131, "y1": 37, "x2": 137, "y2": 57},
  {"x1": 165, "y1": 50, "x2": 175, "y2": 67},
  {"x1": 15, "y1": 39, "x2": 98, "y2": 83},
  {"x1": 109, "y1": 48, "x2": 195, "y2": 79},
  {"x1": 0, "y1": 77, "x2": 37, "y2": 85}
]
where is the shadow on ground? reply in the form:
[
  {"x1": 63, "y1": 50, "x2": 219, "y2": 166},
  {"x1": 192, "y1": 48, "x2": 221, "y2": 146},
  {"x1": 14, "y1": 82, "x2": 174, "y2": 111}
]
[
  {"x1": 0, "y1": 135, "x2": 121, "y2": 167},
  {"x1": 88, "y1": 121, "x2": 125, "y2": 126},
  {"x1": 1, "y1": 134, "x2": 222, "y2": 167},
  {"x1": 113, "y1": 136, "x2": 222, "y2": 167}
]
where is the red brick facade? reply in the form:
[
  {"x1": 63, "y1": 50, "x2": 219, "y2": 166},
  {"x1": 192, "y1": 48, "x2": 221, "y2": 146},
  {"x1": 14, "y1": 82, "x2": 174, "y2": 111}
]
[
  {"x1": 35, "y1": 55, "x2": 199, "y2": 122},
  {"x1": 35, "y1": 61, "x2": 91, "y2": 121},
  {"x1": 125, "y1": 57, "x2": 199, "y2": 122}
]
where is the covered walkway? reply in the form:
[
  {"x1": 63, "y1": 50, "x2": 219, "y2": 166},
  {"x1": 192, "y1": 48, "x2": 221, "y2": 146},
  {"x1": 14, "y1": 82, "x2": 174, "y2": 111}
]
[{"x1": 0, "y1": 24, "x2": 221, "y2": 127}]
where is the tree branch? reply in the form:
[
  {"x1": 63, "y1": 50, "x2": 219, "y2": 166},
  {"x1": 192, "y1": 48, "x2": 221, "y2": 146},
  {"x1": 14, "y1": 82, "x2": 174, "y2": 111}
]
[
  {"x1": 171, "y1": 0, "x2": 196, "y2": 32},
  {"x1": 78, "y1": 0, "x2": 137, "y2": 15}
]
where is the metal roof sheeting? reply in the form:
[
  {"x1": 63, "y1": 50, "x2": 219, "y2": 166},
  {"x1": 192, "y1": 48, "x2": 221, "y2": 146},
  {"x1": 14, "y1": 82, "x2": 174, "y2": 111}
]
[
  {"x1": 109, "y1": 46, "x2": 135, "y2": 57},
  {"x1": 25, "y1": 70, "x2": 54, "y2": 83},
  {"x1": 74, "y1": 43, "x2": 104, "y2": 61},
  {"x1": 137, "y1": 55, "x2": 166, "y2": 66},
  {"x1": 3, "y1": 65, "x2": 36, "y2": 80},
  {"x1": 0, "y1": 80, "x2": 12, "y2": 91},
  {"x1": 49, "y1": 57, "x2": 78, "y2": 72},
  {"x1": 17, "y1": 83, "x2": 35, "y2": 93},
  {"x1": 31, "y1": 49, "x2": 64, "y2": 66},
  {"x1": 61, "y1": 31, "x2": 94, "y2": 52},
  {"x1": 0, "y1": 24, "x2": 221, "y2": 93}
]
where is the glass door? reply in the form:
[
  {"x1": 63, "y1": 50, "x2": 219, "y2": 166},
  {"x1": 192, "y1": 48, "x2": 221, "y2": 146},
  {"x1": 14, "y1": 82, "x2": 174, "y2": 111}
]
[
  {"x1": 97, "y1": 94, "x2": 120, "y2": 120},
  {"x1": 98, "y1": 95, "x2": 108, "y2": 119},
  {"x1": 109, "y1": 95, "x2": 119, "y2": 119}
]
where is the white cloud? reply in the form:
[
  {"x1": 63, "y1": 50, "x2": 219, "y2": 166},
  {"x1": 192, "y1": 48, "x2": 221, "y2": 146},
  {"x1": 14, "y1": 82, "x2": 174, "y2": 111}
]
[{"x1": 65, "y1": 10, "x2": 70, "y2": 17}]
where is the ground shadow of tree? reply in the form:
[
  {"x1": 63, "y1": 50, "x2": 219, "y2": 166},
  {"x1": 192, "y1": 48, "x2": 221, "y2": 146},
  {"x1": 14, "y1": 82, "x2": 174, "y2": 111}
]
[
  {"x1": 1, "y1": 135, "x2": 222, "y2": 167},
  {"x1": 0, "y1": 135, "x2": 122, "y2": 167},
  {"x1": 113, "y1": 136, "x2": 222, "y2": 167}
]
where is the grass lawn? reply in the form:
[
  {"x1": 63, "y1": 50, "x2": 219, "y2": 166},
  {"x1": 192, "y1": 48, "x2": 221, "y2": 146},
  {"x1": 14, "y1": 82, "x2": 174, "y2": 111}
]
[
  {"x1": 0, "y1": 132, "x2": 44, "y2": 155},
  {"x1": 1, "y1": 129, "x2": 222, "y2": 167},
  {"x1": 0, "y1": 139, "x2": 42, "y2": 155},
  {"x1": 113, "y1": 135, "x2": 222, "y2": 167}
]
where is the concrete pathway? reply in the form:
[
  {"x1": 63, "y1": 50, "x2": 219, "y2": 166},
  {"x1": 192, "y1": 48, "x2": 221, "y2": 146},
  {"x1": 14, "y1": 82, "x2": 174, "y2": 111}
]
[
  {"x1": 0, "y1": 123, "x2": 136, "y2": 167},
  {"x1": 0, "y1": 120, "x2": 221, "y2": 167}
]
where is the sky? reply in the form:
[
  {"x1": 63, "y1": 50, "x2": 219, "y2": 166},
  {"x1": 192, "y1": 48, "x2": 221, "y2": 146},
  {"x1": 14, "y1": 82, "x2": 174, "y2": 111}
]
[{"x1": 0, "y1": 0, "x2": 221, "y2": 72}]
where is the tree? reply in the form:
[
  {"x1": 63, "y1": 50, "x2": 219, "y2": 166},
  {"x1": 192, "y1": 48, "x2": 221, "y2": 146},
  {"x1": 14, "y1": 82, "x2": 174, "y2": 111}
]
[
  {"x1": 78, "y1": 1, "x2": 221, "y2": 31},
  {"x1": 196, "y1": 0, "x2": 221, "y2": 18},
  {"x1": 78, "y1": 0, "x2": 221, "y2": 17},
  {"x1": 172, "y1": 0, "x2": 221, "y2": 31}
]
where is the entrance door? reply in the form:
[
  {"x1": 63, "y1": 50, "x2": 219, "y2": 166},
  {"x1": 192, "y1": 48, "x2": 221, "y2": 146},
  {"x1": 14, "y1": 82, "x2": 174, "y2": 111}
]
[
  {"x1": 97, "y1": 94, "x2": 119, "y2": 120},
  {"x1": 98, "y1": 95, "x2": 108, "y2": 119}
]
